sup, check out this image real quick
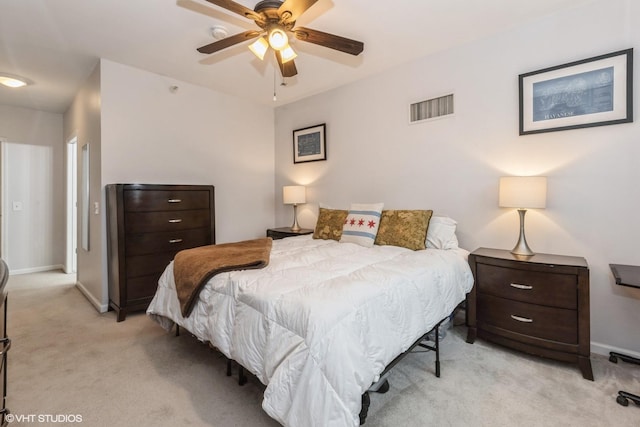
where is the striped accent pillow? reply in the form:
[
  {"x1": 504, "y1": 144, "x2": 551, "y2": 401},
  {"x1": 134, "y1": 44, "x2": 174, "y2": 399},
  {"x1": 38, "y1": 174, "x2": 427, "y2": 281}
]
[{"x1": 339, "y1": 203, "x2": 384, "y2": 247}]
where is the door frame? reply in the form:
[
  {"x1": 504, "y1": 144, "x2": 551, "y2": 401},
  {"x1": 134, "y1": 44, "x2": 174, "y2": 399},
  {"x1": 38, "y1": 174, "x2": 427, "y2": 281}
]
[{"x1": 65, "y1": 136, "x2": 78, "y2": 273}]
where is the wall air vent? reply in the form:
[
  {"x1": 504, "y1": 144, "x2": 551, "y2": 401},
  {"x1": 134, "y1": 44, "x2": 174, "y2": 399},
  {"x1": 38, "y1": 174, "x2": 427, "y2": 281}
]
[{"x1": 410, "y1": 94, "x2": 454, "y2": 123}]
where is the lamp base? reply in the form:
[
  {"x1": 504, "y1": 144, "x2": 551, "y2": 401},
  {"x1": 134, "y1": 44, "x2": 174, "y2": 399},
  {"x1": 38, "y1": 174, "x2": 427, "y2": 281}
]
[
  {"x1": 290, "y1": 204, "x2": 301, "y2": 232},
  {"x1": 510, "y1": 209, "x2": 535, "y2": 257}
]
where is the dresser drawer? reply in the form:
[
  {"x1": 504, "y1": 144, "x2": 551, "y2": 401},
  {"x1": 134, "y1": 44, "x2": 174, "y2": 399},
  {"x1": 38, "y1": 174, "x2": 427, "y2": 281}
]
[
  {"x1": 125, "y1": 209, "x2": 211, "y2": 233},
  {"x1": 124, "y1": 190, "x2": 210, "y2": 212},
  {"x1": 478, "y1": 293, "x2": 578, "y2": 344},
  {"x1": 125, "y1": 229, "x2": 211, "y2": 256},
  {"x1": 126, "y1": 252, "x2": 176, "y2": 278},
  {"x1": 126, "y1": 275, "x2": 162, "y2": 301},
  {"x1": 476, "y1": 263, "x2": 577, "y2": 309}
]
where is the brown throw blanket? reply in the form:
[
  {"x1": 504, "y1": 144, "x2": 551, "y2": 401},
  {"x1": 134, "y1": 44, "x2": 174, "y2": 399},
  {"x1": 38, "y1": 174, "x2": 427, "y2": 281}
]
[{"x1": 173, "y1": 237, "x2": 272, "y2": 317}]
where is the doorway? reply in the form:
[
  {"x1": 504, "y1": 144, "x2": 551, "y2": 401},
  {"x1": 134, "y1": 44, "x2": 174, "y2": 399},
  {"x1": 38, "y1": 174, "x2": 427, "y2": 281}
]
[{"x1": 66, "y1": 137, "x2": 77, "y2": 274}]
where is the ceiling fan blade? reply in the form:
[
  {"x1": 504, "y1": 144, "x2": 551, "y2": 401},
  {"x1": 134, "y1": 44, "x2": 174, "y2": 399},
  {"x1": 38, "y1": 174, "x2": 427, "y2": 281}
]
[
  {"x1": 197, "y1": 30, "x2": 261, "y2": 54},
  {"x1": 276, "y1": 51, "x2": 298, "y2": 78},
  {"x1": 278, "y1": 0, "x2": 318, "y2": 23},
  {"x1": 203, "y1": 0, "x2": 261, "y2": 21},
  {"x1": 293, "y1": 27, "x2": 364, "y2": 56}
]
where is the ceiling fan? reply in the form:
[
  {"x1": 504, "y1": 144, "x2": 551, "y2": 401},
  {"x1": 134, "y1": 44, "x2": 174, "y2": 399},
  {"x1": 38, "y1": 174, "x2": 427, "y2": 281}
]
[{"x1": 196, "y1": 0, "x2": 364, "y2": 78}]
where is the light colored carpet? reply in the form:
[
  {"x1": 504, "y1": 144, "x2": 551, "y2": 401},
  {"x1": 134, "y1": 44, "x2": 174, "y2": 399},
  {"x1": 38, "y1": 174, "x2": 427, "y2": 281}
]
[{"x1": 5, "y1": 271, "x2": 640, "y2": 426}]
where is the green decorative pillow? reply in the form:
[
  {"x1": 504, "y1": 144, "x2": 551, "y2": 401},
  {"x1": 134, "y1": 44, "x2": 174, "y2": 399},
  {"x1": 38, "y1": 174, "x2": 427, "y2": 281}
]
[
  {"x1": 313, "y1": 207, "x2": 348, "y2": 240},
  {"x1": 374, "y1": 210, "x2": 433, "y2": 250}
]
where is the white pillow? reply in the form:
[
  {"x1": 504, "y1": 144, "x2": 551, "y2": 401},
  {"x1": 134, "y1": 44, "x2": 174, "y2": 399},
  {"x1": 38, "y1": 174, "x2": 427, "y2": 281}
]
[
  {"x1": 340, "y1": 203, "x2": 384, "y2": 247},
  {"x1": 426, "y1": 216, "x2": 459, "y2": 249}
]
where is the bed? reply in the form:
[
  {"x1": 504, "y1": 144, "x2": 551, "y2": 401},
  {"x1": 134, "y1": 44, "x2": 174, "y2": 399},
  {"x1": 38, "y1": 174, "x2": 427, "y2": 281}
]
[{"x1": 147, "y1": 211, "x2": 474, "y2": 427}]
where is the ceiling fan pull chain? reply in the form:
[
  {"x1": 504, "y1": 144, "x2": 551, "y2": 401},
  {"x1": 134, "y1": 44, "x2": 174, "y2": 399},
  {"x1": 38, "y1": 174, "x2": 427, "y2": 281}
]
[{"x1": 273, "y1": 68, "x2": 277, "y2": 101}]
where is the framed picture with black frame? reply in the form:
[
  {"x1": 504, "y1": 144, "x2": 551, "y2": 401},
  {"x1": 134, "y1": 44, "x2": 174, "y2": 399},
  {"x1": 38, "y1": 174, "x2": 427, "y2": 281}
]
[
  {"x1": 519, "y1": 48, "x2": 633, "y2": 135},
  {"x1": 293, "y1": 123, "x2": 326, "y2": 163}
]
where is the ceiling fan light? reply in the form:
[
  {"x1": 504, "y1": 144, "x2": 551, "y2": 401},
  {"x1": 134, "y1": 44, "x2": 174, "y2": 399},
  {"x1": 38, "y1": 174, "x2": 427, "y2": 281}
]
[
  {"x1": 280, "y1": 44, "x2": 297, "y2": 63},
  {"x1": 0, "y1": 75, "x2": 28, "y2": 88},
  {"x1": 248, "y1": 37, "x2": 269, "y2": 60},
  {"x1": 268, "y1": 28, "x2": 288, "y2": 50}
]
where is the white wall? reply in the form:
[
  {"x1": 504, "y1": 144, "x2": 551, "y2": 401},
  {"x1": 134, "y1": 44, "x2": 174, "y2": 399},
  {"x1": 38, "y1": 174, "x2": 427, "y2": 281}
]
[
  {"x1": 274, "y1": 0, "x2": 640, "y2": 355},
  {"x1": 0, "y1": 105, "x2": 64, "y2": 273},
  {"x1": 99, "y1": 59, "x2": 275, "y2": 307},
  {"x1": 63, "y1": 63, "x2": 103, "y2": 310}
]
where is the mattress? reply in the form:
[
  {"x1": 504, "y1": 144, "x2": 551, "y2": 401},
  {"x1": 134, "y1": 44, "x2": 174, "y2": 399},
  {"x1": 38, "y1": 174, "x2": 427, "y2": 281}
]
[{"x1": 148, "y1": 235, "x2": 474, "y2": 426}]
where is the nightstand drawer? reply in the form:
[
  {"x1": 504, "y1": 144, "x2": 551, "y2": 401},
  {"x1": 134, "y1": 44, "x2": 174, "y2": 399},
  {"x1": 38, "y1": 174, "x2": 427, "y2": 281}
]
[
  {"x1": 478, "y1": 293, "x2": 578, "y2": 344},
  {"x1": 477, "y1": 263, "x2": 577, "y2": 309}
]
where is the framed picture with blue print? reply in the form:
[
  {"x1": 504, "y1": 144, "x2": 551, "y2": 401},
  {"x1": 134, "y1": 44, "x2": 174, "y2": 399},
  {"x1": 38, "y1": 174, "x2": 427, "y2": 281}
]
[
  {"x1": 519, "y1": 48, "x2": 633, "y2": 135},
  {"x1": 293, "y1": 123, "x2": 326, "y2": 163}
]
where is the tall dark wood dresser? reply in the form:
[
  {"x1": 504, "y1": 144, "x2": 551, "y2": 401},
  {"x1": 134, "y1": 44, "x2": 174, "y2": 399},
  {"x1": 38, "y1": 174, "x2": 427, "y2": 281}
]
[{"x1": 106, "y1": 184, "x2": 215, "y2": 321}]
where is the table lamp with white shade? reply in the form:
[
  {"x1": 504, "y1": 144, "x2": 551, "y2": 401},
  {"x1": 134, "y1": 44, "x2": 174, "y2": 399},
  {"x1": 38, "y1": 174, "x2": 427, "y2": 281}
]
[
  {"x1": 499, "y1": 176, "x2": 547, "y2": 256},
  {"x1": 283, "y1": 185, "x2": 306, "y2": 232}
]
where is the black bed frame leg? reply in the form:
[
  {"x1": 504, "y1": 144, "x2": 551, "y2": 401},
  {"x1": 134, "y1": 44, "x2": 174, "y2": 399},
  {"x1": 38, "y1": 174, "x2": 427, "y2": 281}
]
[
  {"x1": 238, "y1": 366, "x2": 247, "y2": 386},
  {"x1": 435, "y1": 323, "x2": 441, "y2": 378},
  {"x1": 359, "y1": 391, "x2": 370, "y2": 425},
  {"x1": 175, "y1": 324, "x2": 180, "y2": 337},
  {"x1": 225, "y1": 359, "x2": 247, "y2": 385}
]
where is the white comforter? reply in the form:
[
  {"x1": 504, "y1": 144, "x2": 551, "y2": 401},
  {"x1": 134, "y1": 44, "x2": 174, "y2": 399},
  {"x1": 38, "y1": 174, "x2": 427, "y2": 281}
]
[{"x1": 147, "y1": 235, "x2": 473, "y2": 427}]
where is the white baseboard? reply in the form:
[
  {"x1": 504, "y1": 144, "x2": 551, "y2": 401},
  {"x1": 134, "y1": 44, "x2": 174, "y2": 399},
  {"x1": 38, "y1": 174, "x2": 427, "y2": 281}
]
[
  {"x1": 9, "y1": 264, "x2": 65, "y2": 275},
  {"x1": 591, "y1": 341, "x2": 640, "y2": 359},
  {"x1": 76, "y1": 280, "x2": 109, "y2": 313}
]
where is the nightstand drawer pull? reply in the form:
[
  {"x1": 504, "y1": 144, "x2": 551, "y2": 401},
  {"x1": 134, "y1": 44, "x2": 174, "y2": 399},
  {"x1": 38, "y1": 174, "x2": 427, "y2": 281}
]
[
  {"x1": 168, "y1": 219, "x2": 182, "y2": 223},
  {"x1": 510, "y1": 283, "x2": 533, "y2": 290},
  {"x1": 510, "y1": 314, "x2": 533, "y2": 323},
  {"x1": 167, "y1": 199, "x2": 182, "y2": 203},
  {"x1": 168, "y1": 238, "x2": 183, "y2": 243}
]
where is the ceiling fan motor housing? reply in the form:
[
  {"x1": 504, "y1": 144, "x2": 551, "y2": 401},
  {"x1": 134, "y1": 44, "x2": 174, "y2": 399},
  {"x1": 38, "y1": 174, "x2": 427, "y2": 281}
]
[
  {"x1": 254, "y1": 0, "x2": 285, "y2": 13},
  {"x1": 254, "y1": 0, "x2": 293, "y2": 25}
]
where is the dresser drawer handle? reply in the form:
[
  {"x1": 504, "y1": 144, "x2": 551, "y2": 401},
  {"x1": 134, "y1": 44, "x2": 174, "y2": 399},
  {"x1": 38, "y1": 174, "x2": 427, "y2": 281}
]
[
  {"x1": 168, "y1": 239, "x2": 183, "y2": 243},
  {"x1": 168, "y1": 219, "x2": 182, "y2": 223},
  {"x1": 510, "y1": 283, "x2": 533, "y2": 290},
  {"x1": 510, "y1": 314, "x2": 533, "y2": 323},
  {"x1": 168, "y1": 199, "x2": 182, "y2": 203}
]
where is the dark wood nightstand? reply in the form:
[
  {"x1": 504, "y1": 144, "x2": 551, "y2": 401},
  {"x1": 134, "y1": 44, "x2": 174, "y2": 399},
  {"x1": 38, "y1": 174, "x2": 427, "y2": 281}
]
[
  {"x1": 266, "y1": 227, "x2": 314, "y2": 240},
  {"x1": 466, "y1": 247, "x2": 593, "y2": 380}
]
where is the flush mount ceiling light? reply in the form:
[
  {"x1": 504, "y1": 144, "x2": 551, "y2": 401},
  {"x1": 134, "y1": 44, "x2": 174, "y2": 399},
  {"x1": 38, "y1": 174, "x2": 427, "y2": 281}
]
[
  {"x1": 194, "y1": 0, "x2": 364, "y2": 78},
  {"x1": 0, "y1": 73, "x2": 29, "y2": 88}
]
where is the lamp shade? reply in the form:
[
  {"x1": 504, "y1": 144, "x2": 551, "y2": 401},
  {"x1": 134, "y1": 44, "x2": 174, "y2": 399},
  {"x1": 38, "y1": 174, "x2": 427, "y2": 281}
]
[
  {"x1": 283, "y1": 185, "x2": 306, "y2": 205},
  {"x1": 499, "y1": 176, "x2": 547, "y2": 209},
  {"x1": 280, "y1": 44, "x2": 297, "y2": 63},
  {"x1": 248, "y1": 37, "x2": 269, "y2": 60}
]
